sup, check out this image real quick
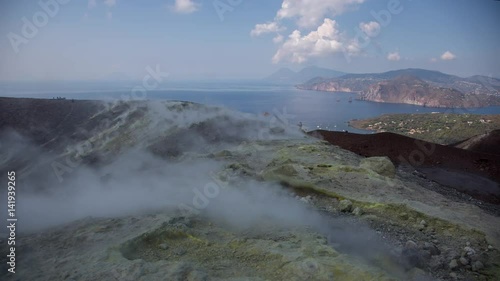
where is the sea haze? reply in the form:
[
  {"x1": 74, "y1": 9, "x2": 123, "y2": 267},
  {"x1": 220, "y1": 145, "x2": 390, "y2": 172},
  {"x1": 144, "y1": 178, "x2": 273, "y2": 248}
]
[{"x1": 2, "y1": 80, "x2": 500, "y2": 133}]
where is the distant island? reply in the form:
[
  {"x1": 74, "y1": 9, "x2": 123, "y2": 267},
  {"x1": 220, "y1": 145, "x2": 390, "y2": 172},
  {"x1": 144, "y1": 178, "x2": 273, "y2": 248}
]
[{"x1": 296, "y1": 68, "x2": 500, "y2": 108}]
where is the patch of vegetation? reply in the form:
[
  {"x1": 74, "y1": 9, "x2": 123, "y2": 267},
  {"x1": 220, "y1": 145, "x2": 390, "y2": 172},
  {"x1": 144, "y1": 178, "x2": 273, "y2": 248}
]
[{"x1": 350, "y1": 113, "x2": 500, "y2": 144}]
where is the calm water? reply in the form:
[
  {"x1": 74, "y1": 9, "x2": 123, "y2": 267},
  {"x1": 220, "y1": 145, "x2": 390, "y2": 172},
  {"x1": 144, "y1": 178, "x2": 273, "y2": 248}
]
[{"x1": 3, "y1": 81, "x2": 500, "y2": 133}]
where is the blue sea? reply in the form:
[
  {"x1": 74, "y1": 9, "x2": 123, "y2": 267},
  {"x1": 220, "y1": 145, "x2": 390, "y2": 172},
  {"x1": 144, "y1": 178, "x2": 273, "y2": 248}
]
[{"x1": 2, "y1": 80, "x2": 500, "y2": 133}]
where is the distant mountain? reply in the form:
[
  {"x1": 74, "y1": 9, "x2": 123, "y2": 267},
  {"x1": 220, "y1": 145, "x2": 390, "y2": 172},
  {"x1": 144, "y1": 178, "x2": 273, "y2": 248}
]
[
  {"x1": 465, "y1": 75, "x2": 500, "y2": 92},
  {"x1": 264, "y1": 66, "x2": 345, "y2": 84},
  {"x1": 296, "y1": 66, "x2": 346, "y2": 81},
  {"x1": 339, "y1": 68, "x2": 456, "y2": 83},
  {"x1": 265, "y1": 67, "x2": 297, "y2": 84},
  {"x1": 297, "y1": 68, "x2": 500, "y2": 108}
]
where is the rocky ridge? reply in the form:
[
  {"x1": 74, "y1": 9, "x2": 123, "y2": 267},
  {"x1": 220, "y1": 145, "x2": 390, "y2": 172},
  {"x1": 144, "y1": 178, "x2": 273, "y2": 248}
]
[{"x1": 0, "y1": 98, "x2": 499, "y2": 280}]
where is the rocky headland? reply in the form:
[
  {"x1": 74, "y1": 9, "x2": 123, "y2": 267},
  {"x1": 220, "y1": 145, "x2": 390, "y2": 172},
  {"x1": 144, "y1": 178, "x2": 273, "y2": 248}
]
[{"x1": 297, "y1": 69, "x2": 500, "y2": 108}]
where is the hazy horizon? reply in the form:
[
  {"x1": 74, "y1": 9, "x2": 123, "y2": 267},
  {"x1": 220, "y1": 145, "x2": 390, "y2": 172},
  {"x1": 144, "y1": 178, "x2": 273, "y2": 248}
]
[
  {"x1": 1, "y1": 66, "x2": 500, "y2": 84},
  {"x1": 1, "y1": 0, "x2": 499, "y2": 82}
]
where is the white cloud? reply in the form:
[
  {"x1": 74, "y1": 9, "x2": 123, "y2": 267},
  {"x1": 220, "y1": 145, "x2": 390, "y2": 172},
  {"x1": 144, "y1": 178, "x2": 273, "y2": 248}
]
[
  {"x1": 104, "y1": 0, "x2": 116, "y2": 7},
  {"x1": 250, "y1": 22, "x2": 285, "y2": 37},
  {"x1": 107, "y1": 11, "x2": 113, "y2": 20},
  {"x1": 275, "y1": 0, "x2": 365, "y2": 28},
  {"x1": 359, "y1": 21, "x2": 380, "y2": 37},
  {"x1": 387, "y1": 51, "x2": 400, "y2": 61},
  {"x1": 273, "y1": 34, "x2": 284, "y2": 44},
  {"x1": 430, "y1": 58, "x2": 437, "y2": 63},
  {"x1": 173, "y1": 0, "x2": 199, "y2": 14},
  {"x1": 251, "y1": 0, "x2": 369, "y2": 64},
  {"x1": 440, "y1": 51, "x2": 456, "y2": 60},
  {"x1": 88, "y1": 0, "x2": 97, "y2": 9},
  {"x1": 272, "y1": 18, "x2": 354, "y2": 64}
]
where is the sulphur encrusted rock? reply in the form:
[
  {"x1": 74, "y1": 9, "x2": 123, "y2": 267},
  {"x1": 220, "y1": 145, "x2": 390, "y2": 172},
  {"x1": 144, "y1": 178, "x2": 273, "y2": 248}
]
[{"x1": 359, "y1": 156, "x2": 396, "y2": 178}]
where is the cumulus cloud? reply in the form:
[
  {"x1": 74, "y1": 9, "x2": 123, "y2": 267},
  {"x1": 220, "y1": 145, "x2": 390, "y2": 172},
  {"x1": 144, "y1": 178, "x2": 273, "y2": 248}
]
[
  {"x1": 250, "y1": 22, "x2": 285, "y2": 37},
  {"x1": 275, "y1": 0, "x2": 365, "y2": 28},
  {"x1": 173, "y1": 0, "x2": 199, "y2": 14},
  {"x1": 387, "y1": 51, "x2": 400, "y2": 61},
  {"x1": 359, "y1": 21, "x2": 380, "y2": 37},
  {"x1": 251, "y1": 0, "x2": 367, "y2": 64},
  {"x1": 440, "y1": 51, "x2": 456, "y2": 60},
  {"x1": 273, "y1": 34, "x2": 284, "y2": 44},
  {"x1": 272, "y1": 18, "x2": 355, "y2": 64},
  {"x1": 104, "y1": 0, "x2": 116, "y2": 7}
]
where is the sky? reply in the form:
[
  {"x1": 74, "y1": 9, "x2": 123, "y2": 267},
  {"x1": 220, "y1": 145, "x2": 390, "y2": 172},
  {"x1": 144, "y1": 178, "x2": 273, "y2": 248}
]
[{"x1": 0, "y1": 0, "x2": 499, "y2": 81}]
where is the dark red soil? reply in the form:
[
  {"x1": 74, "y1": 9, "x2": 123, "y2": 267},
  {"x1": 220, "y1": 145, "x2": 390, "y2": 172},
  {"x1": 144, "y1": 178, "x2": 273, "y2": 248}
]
[
  {"x1": 309, "y1": 130, "x2": 500, "y2": 204},
  {"x1": 453, "y1": 130, "x2": 500, "y2": 156}
]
